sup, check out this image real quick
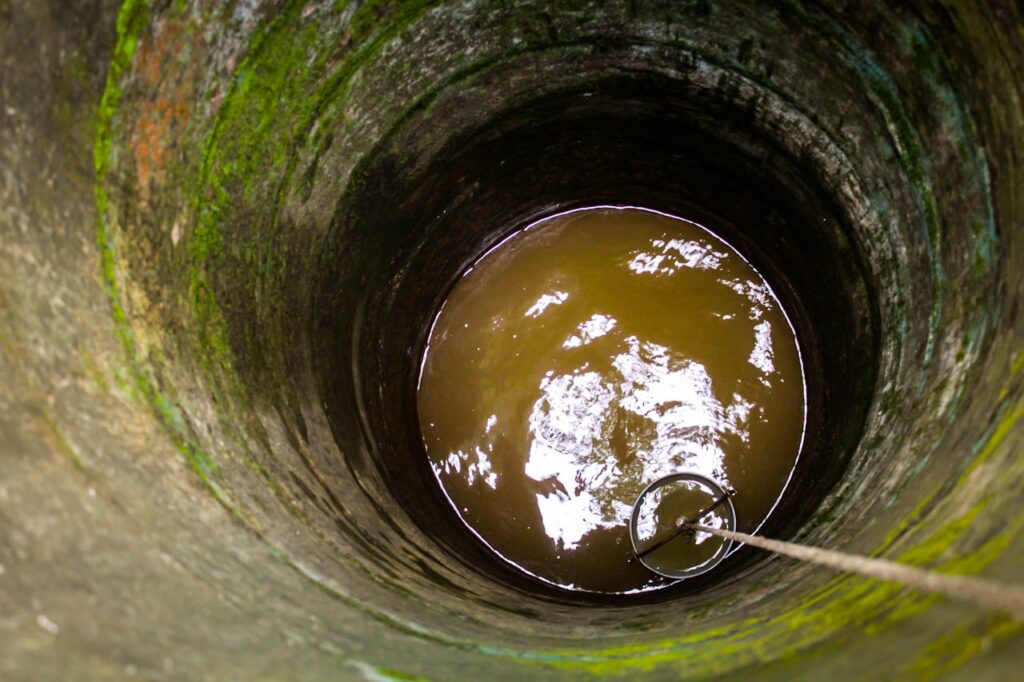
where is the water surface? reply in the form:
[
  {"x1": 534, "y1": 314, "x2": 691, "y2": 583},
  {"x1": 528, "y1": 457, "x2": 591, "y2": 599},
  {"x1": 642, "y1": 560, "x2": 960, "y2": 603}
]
[{"x1": 418, "y1": 207, "x2": 805, "y2": 593}]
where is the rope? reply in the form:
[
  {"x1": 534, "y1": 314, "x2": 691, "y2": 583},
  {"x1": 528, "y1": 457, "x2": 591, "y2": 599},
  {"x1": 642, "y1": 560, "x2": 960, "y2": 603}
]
[{"x1": 690, "y1": 523, "x2": 1024, "y2": 622}]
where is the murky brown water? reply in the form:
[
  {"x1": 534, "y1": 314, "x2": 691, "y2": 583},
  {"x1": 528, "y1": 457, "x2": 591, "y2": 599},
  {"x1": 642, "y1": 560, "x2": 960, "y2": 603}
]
[{"x1": 417, "y1": 207, "x2": 805, "y2": 593}]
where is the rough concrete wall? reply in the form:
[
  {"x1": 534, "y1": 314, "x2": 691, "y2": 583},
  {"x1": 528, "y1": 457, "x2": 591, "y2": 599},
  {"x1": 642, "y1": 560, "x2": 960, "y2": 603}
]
[{"x1": 1, "y1": 1, "x2": 1023, "y2": 680}]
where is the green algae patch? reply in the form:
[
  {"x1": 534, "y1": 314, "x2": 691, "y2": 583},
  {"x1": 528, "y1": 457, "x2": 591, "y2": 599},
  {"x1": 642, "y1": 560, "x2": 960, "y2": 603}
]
[
  {"x1": 94, "y1": 0, "x2": 221, "y2": 492},
  {"x1": 903, "y1": 613, "x2": 1022, "y2": 680}
]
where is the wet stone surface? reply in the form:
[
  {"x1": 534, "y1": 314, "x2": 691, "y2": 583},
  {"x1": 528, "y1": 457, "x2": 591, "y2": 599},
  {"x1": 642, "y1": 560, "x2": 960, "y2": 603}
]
[{"x1": 2, "y1": 0, "x2": 1023, "y2": 679}]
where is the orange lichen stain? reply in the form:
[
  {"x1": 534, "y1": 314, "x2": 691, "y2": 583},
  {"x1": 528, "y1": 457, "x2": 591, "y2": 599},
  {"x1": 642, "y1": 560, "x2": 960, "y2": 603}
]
[{"x1": 129, "y1": 18, "x2": 199, "y2": 196}]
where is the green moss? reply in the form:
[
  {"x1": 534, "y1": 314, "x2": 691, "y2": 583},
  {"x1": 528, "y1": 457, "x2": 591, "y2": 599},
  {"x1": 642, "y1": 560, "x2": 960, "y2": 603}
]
[
  {"x1": 359, "y1": 663, "x2": 433, "y2": 682},
  {"x1": 185, "y1": 0, "x2": 440, "y2": 406},
  {"x1": 90, "y1": 0, "x2": 455, "y2": 548},
  {"x1": 94, "y1": 0, "x2": 221, "y2": 491},
  {"x1": 903, "y1": 614, "x2": 1021, "y2": 679},
  {"x1": 186, "y1": 0, "x2": 314, "y2": 389}
]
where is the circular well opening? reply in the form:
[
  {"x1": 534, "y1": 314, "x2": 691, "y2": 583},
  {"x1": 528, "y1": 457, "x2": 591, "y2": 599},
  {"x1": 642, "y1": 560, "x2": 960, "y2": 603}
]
[{"x1": 417, "y1": 204, "x2": 807, "y2": 594}]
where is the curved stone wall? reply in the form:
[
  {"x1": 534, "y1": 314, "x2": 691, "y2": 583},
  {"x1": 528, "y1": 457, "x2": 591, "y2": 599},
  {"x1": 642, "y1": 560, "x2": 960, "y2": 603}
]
[{"x1": 1, "y1": 1, "x2": 1022, "y2": 678}]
